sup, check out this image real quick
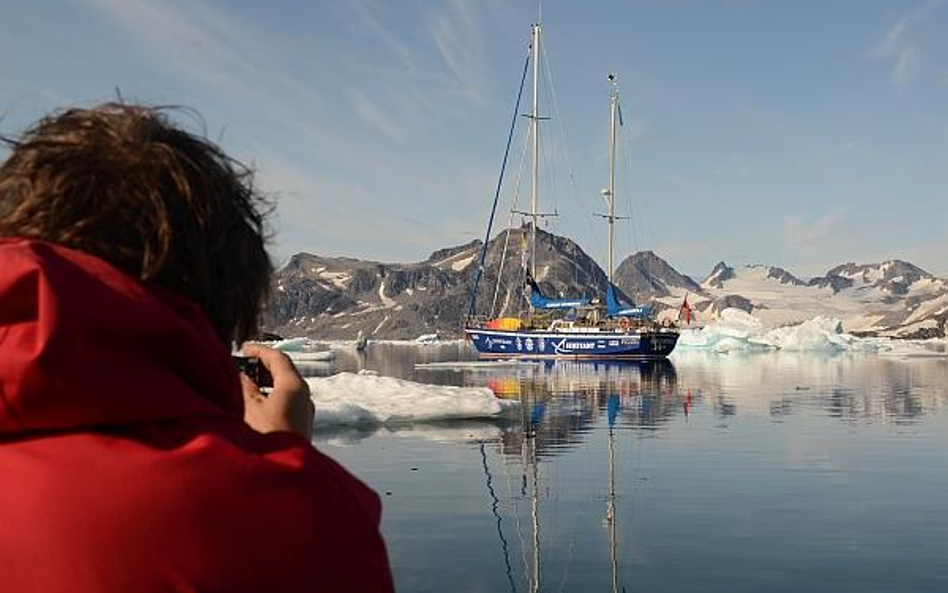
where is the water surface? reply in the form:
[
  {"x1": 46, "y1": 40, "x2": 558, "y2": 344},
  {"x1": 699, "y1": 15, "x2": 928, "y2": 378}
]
[{"x1": 314, "y1": 345, "x2": 948, "y2": 593}]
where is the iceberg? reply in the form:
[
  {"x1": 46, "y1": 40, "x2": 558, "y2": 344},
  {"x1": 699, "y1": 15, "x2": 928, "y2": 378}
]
[
  {"x1": 674, "y1": 308, "x2": 946, "y2": 355},
  {"x1": 677, "y1": 308, "x2": 771, "y2": 352},
  {"x1": 756, "y1": 316, "x2": 872, "y2": 352}
]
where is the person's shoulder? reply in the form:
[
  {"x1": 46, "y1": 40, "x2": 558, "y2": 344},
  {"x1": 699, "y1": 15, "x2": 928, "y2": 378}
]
[{"x1": 192, "y1": 417, "x2": 383, "y2": 521}]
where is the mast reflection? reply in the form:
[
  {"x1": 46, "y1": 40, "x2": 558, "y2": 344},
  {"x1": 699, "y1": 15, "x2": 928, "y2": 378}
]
[{"x1": 486, "y1": 359, "x2": 681, "y2": 459}]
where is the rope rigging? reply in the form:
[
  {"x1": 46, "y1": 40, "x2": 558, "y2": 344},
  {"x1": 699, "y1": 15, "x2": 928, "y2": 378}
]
[{"x1": 468, "y1": 51, "x2": 531, "y2": 319}]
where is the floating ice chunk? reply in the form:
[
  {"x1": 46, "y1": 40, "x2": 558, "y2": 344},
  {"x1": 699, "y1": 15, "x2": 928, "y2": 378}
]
[
  {"x1": 677, "y1": 308, "x2": 771, "y2": 352},
  {"x1": 268, "y1": 337, "x2": 318, "y2": 352},
  {"x1": 287, "y1": 350, "x2": 336, "y2": 361},
  {"x1": 307, "y1": 372, "x2": 518, "y2": 426},
  {"x1": 720, "y1": 308, "x2": 765, "y2": 331},
  {"x1": 317, "y1": 422, "x2": 504, "y2": 446},
  {"x1": 674, "y1": 308, "x2": 946, "y2": 355},
  {"x1": 874, "y1": 338, "x2": 948, "y2": 357},
  {"x1": 263, "y1": 337, "x2": 336, "y2": 360},
  {"x1": 757, "y1": 316, "x2": 864, "y2": 351}
]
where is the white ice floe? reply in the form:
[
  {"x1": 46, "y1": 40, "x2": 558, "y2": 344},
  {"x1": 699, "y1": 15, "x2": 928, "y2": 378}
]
[
  {"x1": 288, "y1": 350, "x2": 336, "y2": 361},
  {"x1": 264, "y1": 337, "x2": 336, "y2": 361},
  {"x1": 871, "y1": 337, "x2": 948, "y2": 357},
  {"x1": 307, "y1": 372, "x2": 518, "y2": 426},
  {"x1": 415, "y1": 360, "x2": 542, "y2": 370},
  {"x1": 367, "y1": 338, "x2": 467, "y2": 346},
  {"x1": 267, "y1": 337, "x2": 317, "y2": 351},
  {"x1": 318, "y1": 422, "x2": 505, "y2": 446},
  {"x1": 675, "y1": 308, "x2": 946, "y2": 355},
  {"x1": 677, "y1": 309, "x2": 772, "y2": 352}
]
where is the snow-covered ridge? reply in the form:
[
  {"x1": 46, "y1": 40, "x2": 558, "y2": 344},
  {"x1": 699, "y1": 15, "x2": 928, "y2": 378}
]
[{"x1": 680, "y1": 259, "x2": 948, "y2": 338}]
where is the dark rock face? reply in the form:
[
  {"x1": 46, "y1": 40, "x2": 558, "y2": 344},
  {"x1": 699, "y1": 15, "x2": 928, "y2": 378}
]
[
  {"x1": 706, "y1": 294, "x2": 754, "y2": 316},
  {"x1": 260, "y1": 226, "x2": 633, "y2": 339},
  {"x1": 613, "y1": 251, "x2": 702, "y2": 301},
  {"x1": 703, "y1": 261, "x2": 735, "y2": 288},
  {"x1": 765, "y1": 266, "x2": 806, "y2": 286},
  {"x1": 425, "y1": 240, "x2": 482, "y2": 266},
  {"x1": 811, "y1": 260, "x2": 935, "y2": 295},
  {"x1": 808, "y1": 275, "x2": 853, "y2": 292}
]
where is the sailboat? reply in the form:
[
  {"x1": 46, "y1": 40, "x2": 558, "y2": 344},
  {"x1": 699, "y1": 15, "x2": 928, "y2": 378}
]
[{"x1": 465, "y1": 23, "x2": 679, "y2": 360}]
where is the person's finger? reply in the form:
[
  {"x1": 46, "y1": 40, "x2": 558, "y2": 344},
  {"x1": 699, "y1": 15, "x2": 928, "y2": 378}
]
[
  {"x1": 239, "y1": 343, "x2": 314, "y2": 438},
  {"x1": 240, "y1": 343, "x2": 309, "y2": 395},
  {"x1": 239, "y1": 372, "x2": 263, "y2": 401}
]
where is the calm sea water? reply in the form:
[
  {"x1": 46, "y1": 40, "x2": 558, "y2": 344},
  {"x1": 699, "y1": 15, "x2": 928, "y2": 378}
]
[{"x1": 311, "y1": 344, "x2": 948, "y2": 593}]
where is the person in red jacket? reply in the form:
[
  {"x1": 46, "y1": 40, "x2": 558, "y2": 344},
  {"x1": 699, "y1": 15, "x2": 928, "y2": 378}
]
[{"x1": 0, "y1": 104, "x2": 395, "y2": 592}]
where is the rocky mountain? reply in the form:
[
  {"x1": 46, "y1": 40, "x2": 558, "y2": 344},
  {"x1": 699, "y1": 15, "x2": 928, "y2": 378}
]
[
  {"x1": 613, "y1": 250, "x2": 701, "y2": 301},
  {"x1": 702, "y1": 262, "x2": 735, "y2": 289},
  {"x1": 686, "y1": 259, "x2": 948, "y2": 338},
  {"x1": 262, "y1": 226, "x2": 628, "y2": 339},
  {"x1": 764, "y1": 266, "x2": 807, "y2": 286},
  {"x1": 814, "y1": 260, "x2": 934, "y2": 296},
  {"x1": 261, "y1": 229, "x2": 948, "y2": 340}
]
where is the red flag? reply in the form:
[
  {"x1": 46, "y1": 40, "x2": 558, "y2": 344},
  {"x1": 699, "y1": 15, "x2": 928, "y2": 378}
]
[{"x1": 680, "y1": 295, "x2": 693, "y2": 325}]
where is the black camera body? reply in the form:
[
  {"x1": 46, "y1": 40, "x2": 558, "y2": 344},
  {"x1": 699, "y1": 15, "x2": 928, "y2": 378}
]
[{"x1": 232, "y1": 356, "x2": 274, "y2": 389}]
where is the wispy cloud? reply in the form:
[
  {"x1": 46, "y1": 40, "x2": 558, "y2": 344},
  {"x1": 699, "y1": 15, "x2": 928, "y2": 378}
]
[
  {"x1": 337, "y1": 0, "x2": 501, "y2": 142},
  {"x1": 876, "y1": 0, "x2": 944, "y2": 87},
  {"x1": 71, "y1": 0, "x2": 339, "y2": 149},
  {"x1": 784, "y1": 207, "x2": 848, "y2": 246},
  {"x1": 75, "y1": 0, "x2": 287, "y2": 94},
  {"x1": 349, "y1": 0, "x2": 417, "y2": 72},
  {"x1": 351, "y1": 91, "x2": 403, "y2": 142},
  {"x1": 428, "y1": 0, "x2": 491, "y2": 105},
  {"x1": 835, "y1": 138, "x2": 864, "y2": 151}
]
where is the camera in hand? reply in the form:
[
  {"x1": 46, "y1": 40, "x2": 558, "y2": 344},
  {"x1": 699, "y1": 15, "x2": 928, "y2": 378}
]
[{"x1": 232, "y1": 356, "x2": 274, "y2": 389}]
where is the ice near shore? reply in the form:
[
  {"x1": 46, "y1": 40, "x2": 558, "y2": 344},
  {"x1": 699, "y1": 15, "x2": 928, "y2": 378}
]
[
  {"x1": 306, "y1": 372, "x2": 518, "y2": 427},
  {"x1": 676, "y1": 308, "x2": 946, "y2": 356}
]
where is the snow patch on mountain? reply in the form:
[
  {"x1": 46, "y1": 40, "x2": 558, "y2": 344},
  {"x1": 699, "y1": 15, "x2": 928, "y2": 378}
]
[
  {"x1": 378, "y1": 282, "x2": 396, "y2": 307},
  {"x1": 320, "y1": 270, "x2": 351, "y2": 289},
  {"x1": 692, "y1": 259, "x2": 948, "y2": 337}
]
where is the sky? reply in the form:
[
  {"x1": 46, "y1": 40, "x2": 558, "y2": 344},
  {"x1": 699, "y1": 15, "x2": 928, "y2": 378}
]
[{"x1": 2, "y1": 0, "x2": 947, "y2": 279}]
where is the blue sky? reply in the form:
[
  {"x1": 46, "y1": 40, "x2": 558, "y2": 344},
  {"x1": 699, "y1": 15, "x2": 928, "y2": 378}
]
[{"x1": 3, "y1": 0, "x2": 947, "y2": 278}]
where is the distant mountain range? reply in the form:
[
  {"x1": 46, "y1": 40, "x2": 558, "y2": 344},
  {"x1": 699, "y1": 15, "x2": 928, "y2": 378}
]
[{"x1": 261, "y1": 227, "x2": 948, "y2": 340}]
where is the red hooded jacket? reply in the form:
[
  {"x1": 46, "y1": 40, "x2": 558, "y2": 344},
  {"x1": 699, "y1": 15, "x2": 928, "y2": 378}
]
[{"x1": 0, "y1": 239, "x2": 395, "y2": 592}]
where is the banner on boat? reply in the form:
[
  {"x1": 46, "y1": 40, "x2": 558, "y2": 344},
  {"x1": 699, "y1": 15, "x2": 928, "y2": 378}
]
[
  {"x1": 526, "y1": 270, "x2": 590, "y2": 310},
  {"x1": 606, "y1": 284, "x2": 650, "y2": 318}
]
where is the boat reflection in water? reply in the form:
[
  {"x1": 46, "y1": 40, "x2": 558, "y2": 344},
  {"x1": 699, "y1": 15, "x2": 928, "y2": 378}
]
[
  {"x1": 485, "y1": 360, "x2": 680, "y2": 458},
  {"x1": 477, "y1": 359, "x2": 679, "y2": 593}
]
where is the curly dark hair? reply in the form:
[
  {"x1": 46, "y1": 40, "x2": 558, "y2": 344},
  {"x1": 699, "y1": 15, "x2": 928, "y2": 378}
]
[{"x1": 0, "y1": 103, "x2": 273, "y2": 345}]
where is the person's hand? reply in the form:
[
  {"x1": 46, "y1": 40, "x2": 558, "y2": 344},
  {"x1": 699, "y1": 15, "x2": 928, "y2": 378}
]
[{"x1": 238, "y1": 343, "x2": 314, "y2": 439}]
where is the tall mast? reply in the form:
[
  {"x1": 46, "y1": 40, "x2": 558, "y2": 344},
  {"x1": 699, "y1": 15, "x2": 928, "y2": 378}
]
[
  {"x1": 530, "y1": 23, "x2": 541, "y2": 280},
  {"x1": 606, "y1": 73, "x2": 619, "y2": 285}
]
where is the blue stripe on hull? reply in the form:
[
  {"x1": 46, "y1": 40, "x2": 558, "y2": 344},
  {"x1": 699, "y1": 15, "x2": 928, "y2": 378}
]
[{"x1": 465, "y1": 327, "x2": 678, "y2": 359}]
